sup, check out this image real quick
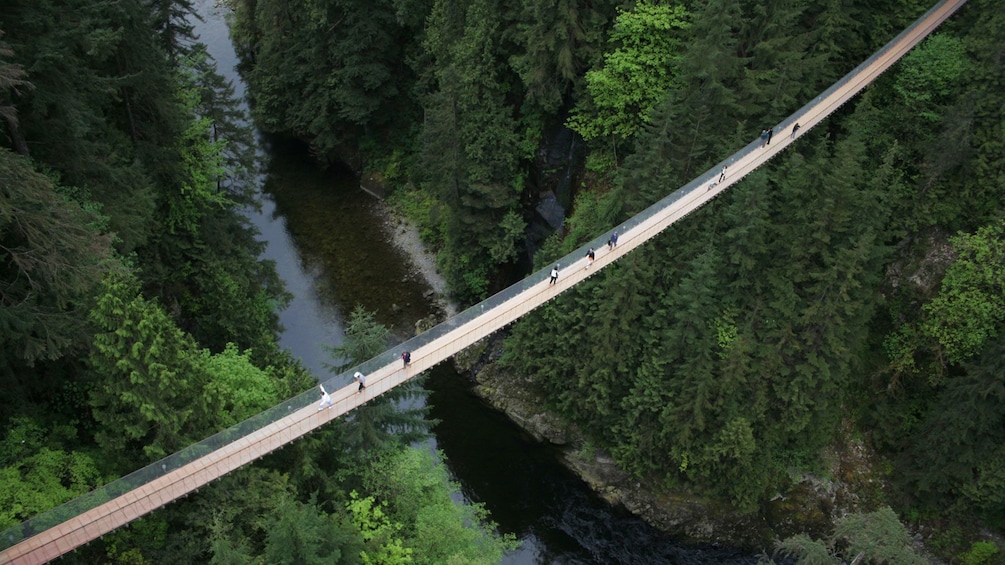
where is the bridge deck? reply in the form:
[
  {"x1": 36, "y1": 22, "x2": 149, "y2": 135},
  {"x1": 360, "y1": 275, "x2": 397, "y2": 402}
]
[{"x1": 0, "y1": 0, "x2": 967, "y2": 561}]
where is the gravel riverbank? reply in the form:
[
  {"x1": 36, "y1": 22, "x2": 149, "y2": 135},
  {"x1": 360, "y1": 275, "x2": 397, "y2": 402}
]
[{"x1": 373, "y1": 198, "x2": 459, "y2": 319}]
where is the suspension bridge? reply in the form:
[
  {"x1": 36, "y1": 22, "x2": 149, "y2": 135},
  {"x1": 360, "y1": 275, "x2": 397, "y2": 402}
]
[{"x1": 0, "y1": 0, "x2": 968, "y2": 561}]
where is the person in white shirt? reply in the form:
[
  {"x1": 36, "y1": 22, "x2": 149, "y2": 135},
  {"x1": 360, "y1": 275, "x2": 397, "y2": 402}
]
[
  {"x1": 354, "y1": 371, "x2": 366, "y2": 393},
  {"x1": 318, "y1": 384, "x2": 333, "y2": 410}
]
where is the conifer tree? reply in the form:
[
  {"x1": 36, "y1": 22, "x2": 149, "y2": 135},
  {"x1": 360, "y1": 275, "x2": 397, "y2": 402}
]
[
  {"x1": 510, "y1": 0, "x2": 614, "y2": 114},
  {"x1": 905, "y1": 330, "x2": 1005, "y2": 525},
  {"x1": 0, "y1": 149, "x2": 113, "y2": 369},
  {"x1": 0, "y1": 30, "x2": 32, "y2": 157},
  {"x1": 88, "y1": 272, "x2": 214, "y2": 464},
  {"x1": 325, "y1": 306, "x2": 433, "y2": 453},
  {"x1": 419, "y1": 0, "x2": 525, "y2": 301},
  {"x1": 148, "y1": 0, "x2": 199, "y2": 61}
]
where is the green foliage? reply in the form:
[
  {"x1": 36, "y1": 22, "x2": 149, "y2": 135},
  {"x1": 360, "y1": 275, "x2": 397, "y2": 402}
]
[
  {"x1": 832, "y1": 507, "x2": 926, "y2": 565},
  {"x1": 0, "y1": 417, "x2": 104, "y2": 530},
  {"x1": 3, "y1": 0, "x2": 999, "y2": 556},
  {"x1": 417, "y1": 0, "x2": 527, "y2": 301},
  {"x1": 0, "y1": 149, "x2": 114, "y2": 366},
  {"x1": 893, "y1": 33, "x2": 968, "y2": 122},
  {"x1": 347, "y1": 492, "x2": 413, "y2": 565},
  {"x1": 961, "y1": 541, "x2": 1000, "y2": 565},
  {"x1": 86, "y1": 270, "x2": 282, "y2": 467},
  {"x1": 567, "y1": 1, "x2": 689, "y2": 140},
  {"x1": 776, "y1": 507, "x2": 925, "y2": 565},
  {"x1": 905, "y1": 328, "x2": 1005, "y2": 526},
  {"x1": 0, "y1": 30, "x2": 33, "y2": 155},
  {"x1": 584, "y1": 149, "x2": 617, "y2": 175},
  {"x1": 167, "y1": 71, "x2": 231, "y2": 235},
  {"x1": 775, "y1": 534, "x2": 839, "y2": 565},
  {"x1": 264, "y1": 496, "x2": 357, "y2": 565},
  {"x1": 509, "y1": 0, "x2": 615, "y2": 114},
  {"x1": 88, "y1": 272, "x2": 214, "y2": 463},
  {"x1": 922, "y1": 221, "x2": 1005, "y2": 365},
  {"x1": 358, "y1": 448, "x2": 517, "y2": 564},
  {"x1": 387, "y1": 184, "x2": 447, "y2": 248},
  {"x1": 2, "y1": 0, "x2": 176, "y2": 254},
  {"x1": 202, "y1": 343, "x2": 279, "y2": 426},
  {"x1": 325, "y1": 306, "x2": 392, "y2": 373},
  {"x1": 149, "y1": 0, "x2": 198, "y2": 60},
  {"x1": 230, "y1": 0, "x2": 417, "y2": 158}
]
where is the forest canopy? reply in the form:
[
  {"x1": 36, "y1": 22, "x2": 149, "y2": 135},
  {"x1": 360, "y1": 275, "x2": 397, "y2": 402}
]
[
  {"x1": 0, "y1": 0, "x2": 515, "y2": 561},
  {"x1": 2, "y1": 0, "x2": 1004, "y2": 560},
  {"x1": 229, "y1": 0, "x2": 1005, "y2": 554}
]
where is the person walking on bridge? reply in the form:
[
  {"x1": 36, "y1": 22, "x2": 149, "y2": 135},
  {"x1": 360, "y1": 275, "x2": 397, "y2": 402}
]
[
  {"x1": 549, "y1": 265, "x2": 559, "y2": 285},
  {"x1": 585, "y1": 248, "x2": 595, "y2": 269},
  {"x1": 354, "y1": 371, "x2": 366, "y2": 393},
  {"x1": 766, "y1": 127, "x2": 774, "y2": 145},
  {"x1": 759, "y1": 129, "x2": 769, "y2": 147},
  {"x1": 318, "y1": 384, "x2": 333, "y2": 410},
  {"x1": 608, "y1": 231, "x2": 618, "y2": 250},
  {"x1": 402, "y1": 350, "x2": 411, "y2": 368}
]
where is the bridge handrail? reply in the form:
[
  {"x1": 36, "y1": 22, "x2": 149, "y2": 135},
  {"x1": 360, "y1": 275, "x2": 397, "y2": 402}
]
[{"x1": 0, "y1": 0, "x2": 965, "y2": 553}]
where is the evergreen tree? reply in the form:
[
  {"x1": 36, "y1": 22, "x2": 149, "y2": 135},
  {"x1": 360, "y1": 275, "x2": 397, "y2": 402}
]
[
  {"x1": 0, "y1": 149, "x2": 113, "y2": 370},
  {"x1": 419, "y1": 0, "x2": 526, "y2": 301},
  {"x1": 567, "y1": 1, "x2": 689, "y2": 141},
  {"x1": 776, "y1": 506, "x2": 926, "y2": 565},
  {"x1": 148, "y1": 0, "x2": 199, "y2": 60},
  {"x1": 326, "y1": 306, "x2": 433, "y2": 453},
  {"x1": 87, "y1": 272, "x2": 215, "y2": 464},
  {"x1": 0, "y1": 30, "x2": 32, "y2": 157},
  {"x1": 1, "y1": 0, "x2": 180, "y2": 255},
  {"x1": 736, "y1": 0, "x2": 817, "y2": 120},
  {"x1": 903, "y1": 330, "x2": 1005, "y2": 526},
  {"x1": 262, "y1": 496, "x2": 360, "y2": 565},
  {"x1": 230, "y1": 0, "x2": 417, "y2": 159},
  {"x1": 509, "y1": 0, "x2": 614, "y2": 114}
]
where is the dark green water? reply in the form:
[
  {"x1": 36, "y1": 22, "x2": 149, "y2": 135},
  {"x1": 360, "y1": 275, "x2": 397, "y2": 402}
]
[{"x1": 260, "y1": 137, "x2": 434, "y2": 334}]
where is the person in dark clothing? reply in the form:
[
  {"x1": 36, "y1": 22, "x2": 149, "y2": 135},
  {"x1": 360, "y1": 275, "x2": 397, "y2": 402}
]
[{"x1": 766, "y1": 127, "x2": 774, "y2": 145}]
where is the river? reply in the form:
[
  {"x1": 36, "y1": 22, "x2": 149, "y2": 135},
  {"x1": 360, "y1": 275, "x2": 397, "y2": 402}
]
[{"x1": 192, "y1": 2, "x2": 758, "y2": 563}]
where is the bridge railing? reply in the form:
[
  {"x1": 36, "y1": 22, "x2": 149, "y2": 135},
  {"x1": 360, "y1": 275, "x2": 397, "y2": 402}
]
[{"x1": 0, "y1": 0, "x2": 962, "y2": 553}]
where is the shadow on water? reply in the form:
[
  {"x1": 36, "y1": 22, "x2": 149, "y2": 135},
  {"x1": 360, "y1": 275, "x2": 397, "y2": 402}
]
[{"x1": 426, "y1": 364, "x2": 762, "y2": 565}]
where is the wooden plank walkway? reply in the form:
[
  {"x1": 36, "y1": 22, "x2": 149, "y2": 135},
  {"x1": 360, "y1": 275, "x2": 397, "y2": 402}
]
[{"x1": 0, "y1": 0, "x2": 967, "y2": 561}]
